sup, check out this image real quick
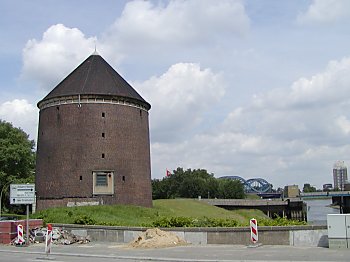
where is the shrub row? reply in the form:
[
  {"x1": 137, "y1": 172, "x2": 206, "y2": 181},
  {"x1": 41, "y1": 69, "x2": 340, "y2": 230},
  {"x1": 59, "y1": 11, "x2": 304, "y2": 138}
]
[
  {"x1": 257, "y1": 217, "x2": 307, "y2": 226},
  {"x1": 150, "y1": 216, "x2": 307, "y2": 228},
  {"x1": 34, "y1": 213, "x2": 307, "y2": 227},
  {"x1": 150, "y1": 216, "x2": 240, "y2": 227}
]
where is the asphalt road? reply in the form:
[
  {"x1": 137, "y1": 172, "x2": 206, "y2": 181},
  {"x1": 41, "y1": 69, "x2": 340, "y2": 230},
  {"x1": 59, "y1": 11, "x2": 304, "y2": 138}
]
[{"x1": 1, "y1": 243, "x2": 350, "y2": 262}]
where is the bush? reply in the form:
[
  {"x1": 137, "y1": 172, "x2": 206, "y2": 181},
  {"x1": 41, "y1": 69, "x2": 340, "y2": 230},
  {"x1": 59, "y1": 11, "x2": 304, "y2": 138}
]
[
  {"x1": 73, "y1": 215, "x2": 96, "y2": 225},
  {"x1": 258, "y1": 217, "x2": 307, "y2": 226},
  {"x1": 152, "y1": 216, "x2": 240, "y2": 227},
  {"x1": 152, "y1": 217, "x2": 193, "y2": 227}
]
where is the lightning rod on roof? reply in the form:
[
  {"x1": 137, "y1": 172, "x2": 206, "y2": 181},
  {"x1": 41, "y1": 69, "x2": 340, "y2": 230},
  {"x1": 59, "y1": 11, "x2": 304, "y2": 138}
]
[{"x1": 93, "y1": 41, "x2": 99, "y2": 55}]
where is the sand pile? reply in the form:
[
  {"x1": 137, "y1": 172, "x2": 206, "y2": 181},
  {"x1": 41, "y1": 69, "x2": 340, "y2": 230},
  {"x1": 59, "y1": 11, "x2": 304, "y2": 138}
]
[{"x1": 127, "y1": 228, "x2": 188, "y2": 248}]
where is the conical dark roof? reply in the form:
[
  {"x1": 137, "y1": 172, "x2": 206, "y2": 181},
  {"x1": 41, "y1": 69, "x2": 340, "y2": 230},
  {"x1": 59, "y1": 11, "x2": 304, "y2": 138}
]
[{"x1": 39, "y1": 53, "x2": 150, "y2": 109}]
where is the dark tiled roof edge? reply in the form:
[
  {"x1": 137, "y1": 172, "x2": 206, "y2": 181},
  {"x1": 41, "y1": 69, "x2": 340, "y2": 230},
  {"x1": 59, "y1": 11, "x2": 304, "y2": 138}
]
[{"x1": 38, "y1": 54, "x2": 151, "y2": 110}]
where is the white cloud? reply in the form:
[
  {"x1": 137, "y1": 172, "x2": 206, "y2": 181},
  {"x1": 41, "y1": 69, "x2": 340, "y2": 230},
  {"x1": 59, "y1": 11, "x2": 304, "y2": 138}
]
[
  {"x1": 227, "y1": 57, "x2": 350, "y2": 148},
  {"x1": 0, "y1": 99, "x2": 38, "y2": 140},
  {"x1": 336, "y1": 116, "x2": 350, "y2": 134},
  {"x1": 150, "y1": 55, "x2": 350, "y2": 188},
  {"x1": 135, "y1": 63, "x2": 226, "y2": 142},
  {"x1": 297, "y1": 0, "x2": 350, "y2": 25},
  {"x1": 18, "y1": 0, "x2": 247, "y2": 138},
  {"x1": 21, "y1": 1, "x2": 249, "y2": 92},
  {"x1": 21, "y1": 24, "x2": 98, "y2": 90},
  {"x1": 105, "y1": 0, "x2": 249, "y2": 50},
  {"x1": 252, "y1": 57, "x2": 350, "y2": 111},
  {"x1": 223, "y1": 55, "x2": 350, "y2": 180}
]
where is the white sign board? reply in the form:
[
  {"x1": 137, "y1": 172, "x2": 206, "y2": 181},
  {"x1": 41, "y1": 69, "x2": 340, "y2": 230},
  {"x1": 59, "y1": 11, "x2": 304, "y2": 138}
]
[{"x1": 10, "y1": 184, "x2": 35, "y2": 205}]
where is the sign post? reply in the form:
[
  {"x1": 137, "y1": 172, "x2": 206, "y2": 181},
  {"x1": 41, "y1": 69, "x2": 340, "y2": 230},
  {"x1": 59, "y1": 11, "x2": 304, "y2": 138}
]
[{"x1": 10, "y1": 184, "x2": 35, "y2": 246}]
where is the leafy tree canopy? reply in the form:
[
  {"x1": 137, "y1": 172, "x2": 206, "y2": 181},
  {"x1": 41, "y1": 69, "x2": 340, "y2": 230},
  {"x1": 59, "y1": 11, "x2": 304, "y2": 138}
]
[
  {"x1": 0, "y1": 120, "x2": 36, "y2": 211},
  {"x1": 152, "y1": 167, "x2": 245, "y2": 200},
  {"x1": 303, "y1": 183, "x2": 317, "y2": 193}
]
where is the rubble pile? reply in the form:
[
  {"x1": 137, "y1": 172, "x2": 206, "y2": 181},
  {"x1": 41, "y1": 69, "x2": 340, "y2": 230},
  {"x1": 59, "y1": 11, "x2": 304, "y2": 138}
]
[
  {"x1": 127, "y1": 228, "x2": 187, "y2": 248},
  {"x1": 51, "y1": 228, "x2": 91, "y2": 245},
  {"x1": 11, "y1": 227, "x2": 91, "y2": 245}
]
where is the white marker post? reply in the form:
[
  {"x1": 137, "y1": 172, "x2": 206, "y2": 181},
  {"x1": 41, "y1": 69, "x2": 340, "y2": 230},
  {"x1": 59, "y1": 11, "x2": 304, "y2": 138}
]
[
  {"x1": 17, "y1": 224, "x2": 25, "y2": 245},
  {"x1": 248, "y1": 218, "x2": 261, "y2": 248},
  {"x1": 45, "y1": 224, "x2": 53, "y2": 256}
]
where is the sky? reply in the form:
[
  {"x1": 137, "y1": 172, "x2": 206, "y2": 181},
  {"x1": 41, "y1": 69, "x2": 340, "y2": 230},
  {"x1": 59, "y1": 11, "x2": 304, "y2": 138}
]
[{"x1": 1, "y1": 0, "x2": 350, "y2": 190}]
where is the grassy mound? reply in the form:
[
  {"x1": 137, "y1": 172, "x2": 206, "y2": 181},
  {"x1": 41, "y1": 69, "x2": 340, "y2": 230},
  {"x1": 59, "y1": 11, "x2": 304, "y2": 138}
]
[{"x1": 31, "y1": 199, "x2": 305, "y2": 227}]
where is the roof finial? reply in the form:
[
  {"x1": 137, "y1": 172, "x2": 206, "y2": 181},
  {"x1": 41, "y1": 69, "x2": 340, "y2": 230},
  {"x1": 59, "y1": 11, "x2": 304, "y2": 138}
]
[{"x1": 92, "y1": 41, "x2": 99, "y2": 55}]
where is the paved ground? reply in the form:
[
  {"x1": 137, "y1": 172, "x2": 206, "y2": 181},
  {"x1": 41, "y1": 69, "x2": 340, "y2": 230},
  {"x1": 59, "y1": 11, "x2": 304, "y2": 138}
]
[{"x1": 0, "y1": 243, "x2": 350, "y2": 262}]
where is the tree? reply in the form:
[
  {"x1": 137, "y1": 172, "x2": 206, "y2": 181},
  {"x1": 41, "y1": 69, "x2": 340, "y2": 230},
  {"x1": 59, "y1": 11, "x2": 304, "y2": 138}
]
[
  {"x1": 217, "y1": 179, "x2": 245, "y2": 199},
  {"x1": 179, "y1": 176, "x2": 207, "y2": 198},
  {"x1": 152, "y1": 167, "x2": 245, "y2": 199},
  {"x1": 0, "y1": 120, "x2": 35, "y2": 212},
  {"x1": 303, "y1": 183, "x2": 317, "y2": 193}
]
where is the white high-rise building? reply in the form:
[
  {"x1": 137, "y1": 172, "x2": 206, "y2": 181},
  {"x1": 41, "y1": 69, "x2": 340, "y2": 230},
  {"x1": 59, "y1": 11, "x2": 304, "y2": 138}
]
[{"x1": 333, "y1": 160, "x2": 348, "y2": 191}]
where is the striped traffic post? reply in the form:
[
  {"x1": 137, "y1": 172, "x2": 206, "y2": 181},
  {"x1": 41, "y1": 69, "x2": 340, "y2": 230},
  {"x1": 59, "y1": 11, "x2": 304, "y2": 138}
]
[
  {"x1": 45, "y1": 224, "x2": 53, "y2": 256},
  {"x1": 250, "y1": 218, "x2": 258, "y2": 244},
  {"x1": 17, "y1": 224, "x2": 25, "y2": 245}
]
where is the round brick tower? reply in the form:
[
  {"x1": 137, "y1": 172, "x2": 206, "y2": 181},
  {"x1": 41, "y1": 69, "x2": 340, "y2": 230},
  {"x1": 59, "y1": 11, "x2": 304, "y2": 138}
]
[{"x1": 35, "y1": 52, "x2": 152, "y2": 210}]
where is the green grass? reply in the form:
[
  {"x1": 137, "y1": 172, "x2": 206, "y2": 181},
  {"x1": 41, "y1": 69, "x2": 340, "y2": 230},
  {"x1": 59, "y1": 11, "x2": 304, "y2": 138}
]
[
  {"x1": 30, "y1": 199, "x2": 269, "y2": 227},
  {"x1": 154, "y1": 199, "x2": 267, "y2": 223}
]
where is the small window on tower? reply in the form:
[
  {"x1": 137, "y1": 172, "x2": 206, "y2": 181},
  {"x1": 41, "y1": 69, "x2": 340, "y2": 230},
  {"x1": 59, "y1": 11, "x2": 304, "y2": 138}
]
[
  {"x1": 96, "y1": 174, "x2": 108, "y2": 186},
  {"x1": 93, "y1": 171, "x2": 114, "y2": 195},
  {"x1": 102, "y1": 112, "x2": 105, "y2": 117},
  {"x1": 102, "y1": 133, "x2": 105, "y2": 138},
  {"x1": 102, "y1": 153, "x2": 105, "y2": 158}
]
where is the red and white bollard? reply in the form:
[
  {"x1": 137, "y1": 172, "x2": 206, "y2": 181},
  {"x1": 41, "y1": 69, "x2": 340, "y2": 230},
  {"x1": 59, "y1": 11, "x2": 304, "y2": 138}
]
[
  {"x1": 45, "y1": 224, "x2": 53, "y2": 255},
  {"x1": 17, "y1": 224, "x2": 25, "y2": 245},
  {"x1": 250, "y1": 218, "x2": 258, "y2": 245}
]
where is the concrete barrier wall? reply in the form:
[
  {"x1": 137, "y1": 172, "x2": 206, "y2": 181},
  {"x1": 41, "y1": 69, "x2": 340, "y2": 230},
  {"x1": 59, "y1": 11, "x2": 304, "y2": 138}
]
[
  {"x1": 54, "y1": 224, "x2": 328, "y2": 247},
  {"x1": 290, "y1": 229, "x2": 328, "y2": 247}
]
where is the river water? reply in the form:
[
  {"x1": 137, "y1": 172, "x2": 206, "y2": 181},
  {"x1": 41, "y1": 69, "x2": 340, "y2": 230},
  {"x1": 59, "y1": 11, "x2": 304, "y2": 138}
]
[{"x1": 305, "y1": 199, "x2": 339, "y2": 225}]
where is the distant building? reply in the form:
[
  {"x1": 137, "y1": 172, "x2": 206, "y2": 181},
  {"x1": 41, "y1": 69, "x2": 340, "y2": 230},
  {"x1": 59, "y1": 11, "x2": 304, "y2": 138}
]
[
  {"x1": 284, "y1": 185, "x2": 299, "y2": 198},
  {"x1": 322, "y1": 183, "x2": 333, "y2": 191},
  {"x1": 344, "y1": 182, "x2": 350, "y2": 191},
  {"x1": 333, "y1": 161, "x2": 348, "y2": 191}
]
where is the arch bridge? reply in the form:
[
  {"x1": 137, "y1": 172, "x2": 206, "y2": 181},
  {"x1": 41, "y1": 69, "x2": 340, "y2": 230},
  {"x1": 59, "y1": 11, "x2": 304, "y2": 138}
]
[{"x1": 219, "y1": 176, "x2": 272, "y2": 193}]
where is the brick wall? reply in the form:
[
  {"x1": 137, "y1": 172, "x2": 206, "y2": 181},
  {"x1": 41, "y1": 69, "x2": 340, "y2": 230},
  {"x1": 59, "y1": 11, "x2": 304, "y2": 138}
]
[
  {"x1": 36, "y1": 102, "x2": 152, "y2": 210},
  {"x1": 0, "y1": 219, "x2": 43, "y2": 244}
]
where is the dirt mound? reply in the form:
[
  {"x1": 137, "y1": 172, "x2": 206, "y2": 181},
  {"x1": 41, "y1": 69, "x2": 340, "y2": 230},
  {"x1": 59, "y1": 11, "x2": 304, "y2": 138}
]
[{"x1": 127, "y1": 228, "x2": 188, "y2": 248}]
